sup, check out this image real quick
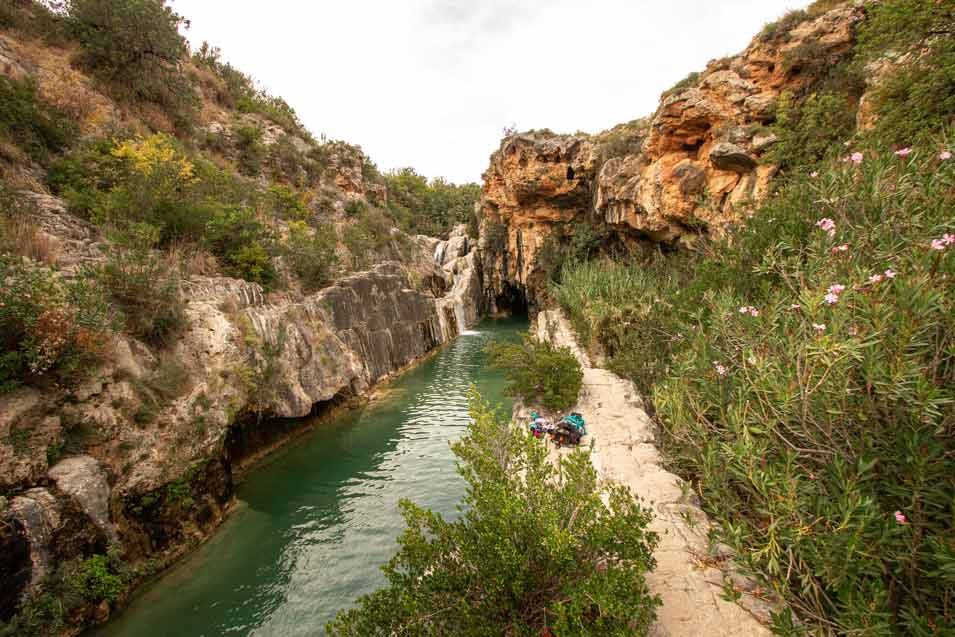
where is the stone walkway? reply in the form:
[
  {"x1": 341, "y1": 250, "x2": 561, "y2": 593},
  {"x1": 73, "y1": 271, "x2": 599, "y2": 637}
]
[{"x1": 526, "y1": 311, "x2": 777, "y2": 636}]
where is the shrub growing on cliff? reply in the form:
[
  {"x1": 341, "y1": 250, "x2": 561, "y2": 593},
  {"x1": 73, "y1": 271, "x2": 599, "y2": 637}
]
[
  {"x1": 0, "y1": 76, "x2": 77, "y2": 163},
  {"x1": 327, "y1": 391, "x2": 660, "y2": 636},
  {"x1": 554, "y1": 133, "x2": 955, "y2": 633},
  {"x1": 486, "y1": 334, "x2": 583, "y2": 412},
  {"x1": 284, "y1": 220, "x2": 337, "y2": 292},
  {"x1": 65, "y1": 0, "x2": 197, "y2": 126},
  {"x1": 92, "y1": 223, "x2": 186, "y2": 346},
  {"x1": 204, "y1": 206, "x2": 277, "y2": 286},
  {"x1": 0, "y1": 255, "x2": 114, "y2": 391}
]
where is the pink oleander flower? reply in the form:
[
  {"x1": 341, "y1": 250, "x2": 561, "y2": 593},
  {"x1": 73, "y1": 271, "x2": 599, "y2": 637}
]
[
  {"x1": 941, "y1": 151, "x2": 952, "y2": 160},
  {"x1": 884, "y1": 269, "x2": 896, "y2": 278},
  {"x1": 810, "y1": 171, "x2": 819, "y2": 178},
  {"x1": 790, "y1": 303, "x2": 801, "y2": 310},
  {"x1": 944, "y1": 234, "x2": 955, "y2": 245},
  {"x1": 894, "y1": 510, "x2": 908, "y2": 525},
  {"x1": 850, "y1": 152, "x2": 864, "y2": 164},
  {"x1": 713, "y1": 362, "x2": 728, "y2": 377},
  {"x1": 894, "y1": 147, "x2": 912, "y2": 157},
  {"x1": 831, "y1": 244, "x2": 849, "y2": 254},
  {"x1": 816, "y1": 218, "x2": 837, "y2": 237},
  {"x1": 738, "y1": 306, "x2": 759, "y2": 317},
  {"x1": 869, "y1": 274, "x2": 884, "y2": 284},
  {"x1": 932, "y1": 239, "x2": 947, "y2": 251},
  {"x1": 813, "y1": 323, "x2": 826, "y2": 333},
  {"x1": 848, "y1": 326, "x2": 858, "y2": 336},
  {"x1": 825, "y1": 293, "x2": 840, "y2": 305},
  {"x1": 828, "y1": 284, "x2": 846, "y2": 295}
]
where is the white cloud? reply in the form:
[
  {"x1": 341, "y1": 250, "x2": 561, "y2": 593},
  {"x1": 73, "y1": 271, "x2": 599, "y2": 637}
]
[{"x1": 173, "y1": 0, "x2": 810, "y2": 184}]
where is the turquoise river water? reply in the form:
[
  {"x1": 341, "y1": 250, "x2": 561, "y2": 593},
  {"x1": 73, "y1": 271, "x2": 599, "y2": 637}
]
[{"x1": 93, "y1": 316, "x2": 527, "y2": 637}]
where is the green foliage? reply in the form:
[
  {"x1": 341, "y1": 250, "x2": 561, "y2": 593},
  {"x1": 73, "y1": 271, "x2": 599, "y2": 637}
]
[
  {"x1": 383, "y1": 167, "x2": 481, "y2": 237},
  {"x1": 71, "y1": 554, "x2": 126, "y2": 603},
  {"x1": 285, "y1": 221, "x2": 337, "y2": 292},
  {"x1": 857, "y1": 0, "x2": 955, "y2": 145},
  {"x1": 342, "y1": 206, "x2": 399, "y2": 270},
  {"x1": 268, "y1": 184, "x2": 309, "y2": 220},
  {"x1": 343, "y1": 198, "x2": 367, "y2": 218},
  {"x1": 0, "y1": 255, "x2": 114, "y2": 391},
  {"x1": 554, "y1": 135, "x2": 955, "y2": 633},
  {"x1": 234, "y1": 125, "x2": 265, "y2": 177},
  {"x1": 594, "y1": 118, "x2": 648, "y2": 166},
  {"x1": 760, "y1": 9, "x2": 809, "y2": 41},
  {"x1": 538, "y1": 219, "x2": 615, "y2": 286},
  {"x1": 92, "y1": 223, "x2": 185, "y2": 346},
  {"x1": 662, "y1": 72, "x2": 699, "y2": 98},
  {"x1": 204, "y1": 206, "x2": 277, "y2": 286},
  {"x1": 65, "y1": 0, "x2": 196, "y2": 126},
  {"x1": 327, "y1": 391, "x2": 660, "y2": 636},
  {"x1": 47, "y1": 138, "x2": 127, "y2": 219},
  {"x1": 486, "y1": 334, "x2": 583, "y2": 412},
  {"x1": 766, "y1": 90, "x2": 858, "y2": 172},
  {"x1": 0, "y1": 75, "x2": 77, "y2": 163},
  {"x1": 192, "y1": 42, "x2": 305, "y2": 136}
]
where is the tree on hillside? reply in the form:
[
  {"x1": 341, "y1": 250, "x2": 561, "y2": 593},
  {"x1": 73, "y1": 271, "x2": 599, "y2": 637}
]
[
  {"x1": 65, "y1": 0, "x2": 195, "y2": 121},
  {"x1": 327, "y1": 391, "x2": 660, "y2": 636}
]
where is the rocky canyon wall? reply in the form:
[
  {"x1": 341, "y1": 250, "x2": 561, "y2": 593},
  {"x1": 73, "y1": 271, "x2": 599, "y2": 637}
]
[
  {"x1": 0, "y1": 204, "x2": 483, "y2": 628},
  {"x1": 479, "y1": 3, "x2": 865, "y2": 308}
]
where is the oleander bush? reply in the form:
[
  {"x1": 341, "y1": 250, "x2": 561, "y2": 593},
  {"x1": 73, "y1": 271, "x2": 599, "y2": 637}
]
[
  {"x1": 554, "y1": 135, "x2": 955, "y2": 633},
  {"x1": 486, "y1": 334, "x2": 583, "y2": 412},
  {"x1": 327, "y1": 391, "x2": 660, "y2": 636}
]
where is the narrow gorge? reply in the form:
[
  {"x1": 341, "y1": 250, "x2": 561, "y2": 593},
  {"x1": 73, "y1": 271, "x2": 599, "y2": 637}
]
[{"x1": 3, "y1": 0, "x2": 954, "y2": 635}]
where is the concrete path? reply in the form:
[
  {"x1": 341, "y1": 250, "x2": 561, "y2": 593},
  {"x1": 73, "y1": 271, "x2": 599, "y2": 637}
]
[{"x1": 526, "y1": 311, "x2": 777, "y2": 636}]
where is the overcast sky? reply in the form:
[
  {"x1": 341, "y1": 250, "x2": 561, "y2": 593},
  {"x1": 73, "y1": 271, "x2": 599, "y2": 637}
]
[{"x1": 174, "y1": 1, "x2": 810, "y2": 184}]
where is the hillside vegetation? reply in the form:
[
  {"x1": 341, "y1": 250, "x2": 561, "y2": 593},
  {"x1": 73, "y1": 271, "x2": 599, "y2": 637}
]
[
  {"x1": 553, "y1": 1, "x2": 955, "y2": 633},
  {"x1": 0, "y1": 0, "x2": 479, "y2": 394}
]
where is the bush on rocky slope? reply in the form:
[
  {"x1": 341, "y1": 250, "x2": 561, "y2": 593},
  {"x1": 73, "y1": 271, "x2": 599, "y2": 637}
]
[{"x1": 327, "y1": 391, "x2": 660, "y2": 636}]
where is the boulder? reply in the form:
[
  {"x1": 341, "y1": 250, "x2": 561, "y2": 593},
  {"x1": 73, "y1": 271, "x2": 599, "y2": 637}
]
[
  {"x1": 48, "y1": 456, "x2": 115, "y2": 541},
  {"x1": 709, "y1": 142, "x2": 757, "y2": 172}
]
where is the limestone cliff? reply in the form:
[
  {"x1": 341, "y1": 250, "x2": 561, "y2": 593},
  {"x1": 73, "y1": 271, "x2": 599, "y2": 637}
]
[{"x1": 479, "y1": 2, "x2": 866, "y2": 307}]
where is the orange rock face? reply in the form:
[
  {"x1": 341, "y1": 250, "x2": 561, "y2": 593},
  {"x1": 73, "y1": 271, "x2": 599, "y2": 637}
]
[{"x1": 479, "y1": 4, "x2": 865, "y2": 307}]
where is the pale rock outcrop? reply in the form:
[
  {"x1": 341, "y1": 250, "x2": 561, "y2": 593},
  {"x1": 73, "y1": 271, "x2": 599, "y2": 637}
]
[
  {"x1": 47, "y1": 456, "x2": 116, "y2": 541},
  {"x1": 528, "y1": 311, "x2": 778, "y2": 636}
]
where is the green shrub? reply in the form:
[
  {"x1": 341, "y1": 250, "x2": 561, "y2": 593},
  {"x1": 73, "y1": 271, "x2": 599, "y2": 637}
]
[
  {"x1": 383, "y1": 167, "x2": 481, "y2": 237},
  {"x1": 268, "y1": 184, "x2": 309, "y2": 220},
  {"x1": 539, "y1": 219, "x2": 614, "y2": 285},
  {"x1": 92, "y1": 223, "x2": 185, "y2": 346},
  {"x1": 0, "y1": 76, "x2": 77, "y2": 163},
  {"x1": 342, "y1": 206, "x2": 397, "y2": 270},
  {"x1": 760, "y1": 9, "x2": 809, "y2": 41},
  {"x1": 47, "y1": 138, "x2": 127, "y2": 219},
  {"x1": 193, "y1": 42, "x2": 305, "y2": 136},
  {"x1": 857, "y1": 0, "x2": 955, "y2": 145},
  {"x1": 285, "y1": 221, "x2": 337, "y2": 292},
  {"x1": 71, "y1": 554, "x2": 126, "y2": 603},
  {"x1": 327, "y1": 391, "x2": 660, "y2": 636},
  {"x1": 204, "y1": 206, "x2": 277, "y2": 286},
  {"x1": 234, "y1": 125, "x2": 265, "y2": 177},
  {"x1": 0, "y1": 255, "x2": 114, "y2": 392},
  {"x1": 65, "y1": 0, "x2": 197, "y2": 126},
  {"x1": 661, "y1": 72, "x2": 699, "y2": 98},
  {"x1": 766, "y1": 90, "x2": 859, "y2": 172},
  {"x1": 342, "y1": 199, "x2": 367, "y2": 218},
  {"x1": 486, "y1": 334, "x2": 583, "y2": 411},
  {"x1": 554, "y1": 135, "x2": 955, "y2": 633},
  {"x1": 594, "y1": 118, "x2": 648, "y2": 166}
]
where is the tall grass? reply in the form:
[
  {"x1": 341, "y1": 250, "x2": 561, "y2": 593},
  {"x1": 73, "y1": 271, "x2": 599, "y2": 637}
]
[{"x1": 553, "y1": 133, "x2": 955, "y2": 634}]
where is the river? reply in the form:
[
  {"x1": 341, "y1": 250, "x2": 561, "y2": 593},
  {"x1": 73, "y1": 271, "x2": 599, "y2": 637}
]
[{"x1": 92, "y1": 316, "x2": 527, "y2": 637}]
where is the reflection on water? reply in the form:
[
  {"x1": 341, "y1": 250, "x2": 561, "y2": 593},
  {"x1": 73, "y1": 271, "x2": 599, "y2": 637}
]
[{"x1": 92, "y1": 317, "x2": 526, "y2": 637}]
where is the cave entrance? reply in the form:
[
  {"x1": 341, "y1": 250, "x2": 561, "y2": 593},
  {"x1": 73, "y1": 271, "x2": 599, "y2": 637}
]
[
  {"x1": 566, "y1": 166, "x2": 575, "y2": 180},
  {"x1": 493, "y1": 281, "x2": 529, "y2": 318}
]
